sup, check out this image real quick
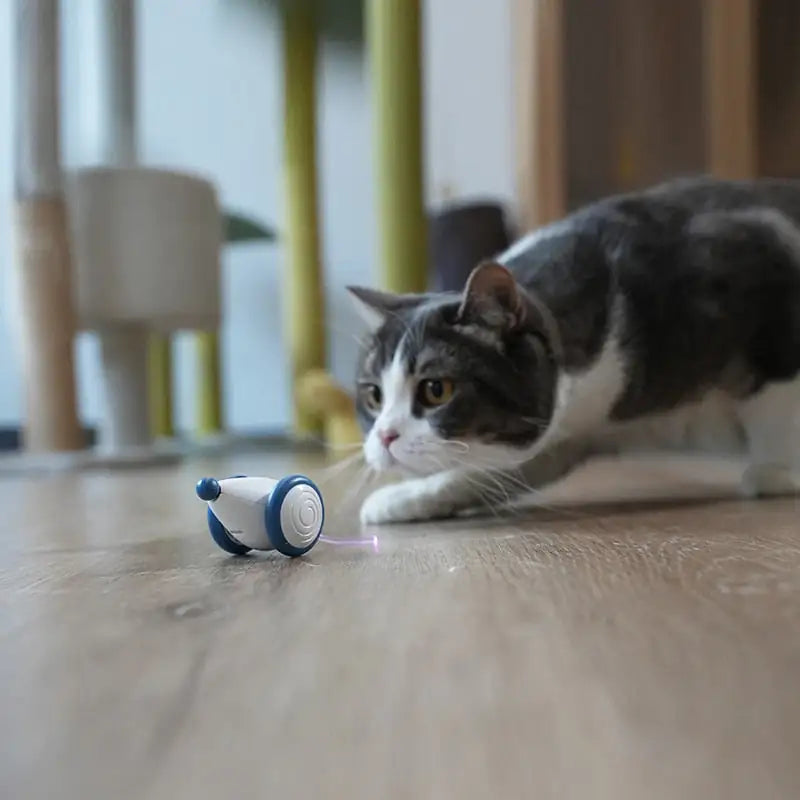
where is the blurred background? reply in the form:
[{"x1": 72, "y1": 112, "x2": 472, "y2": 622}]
[
  {"x1": 1, "y1": 0, "x2": 795, "y2": 462},
  {"x1": 0, "y1": 0, "x2": 515, "y2": 455}
]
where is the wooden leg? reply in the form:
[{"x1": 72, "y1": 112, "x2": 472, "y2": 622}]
[
  {"x1": 196, "y1": 331, "x2": 223, "y2": 437},
  {"x1": 97, "y1": 326, "x2": 151, "y2": 451},
  {"x1": 513, "y1": 0, "x2": 567, "y2": 229},
  {"x1": 704, "y1": 0, "x2": 758, "y2": 178},
  {"x1": 148, "y1": 333, "x2": 174, "y2": 439},
  {"x1": 282, "y1": 1, "x2": 325, "y2": 437},
  {"x1": 366, "y1": 0, "x2": 428, "y2": 294},
  {"x1": 13, "y1": 200, "x2": 84, "y2": 452},
  {"x1": 13, "y1": 0, "x2": 83, "y2": 453}
]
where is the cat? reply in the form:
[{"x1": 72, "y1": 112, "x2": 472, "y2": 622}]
[{"x1": 348, "y1": 176, "x2": 800, "y2": 525}]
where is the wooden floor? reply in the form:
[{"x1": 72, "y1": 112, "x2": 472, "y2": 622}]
[{"x1": 2, "y1": 449, "x2": 800, "y2": 800}]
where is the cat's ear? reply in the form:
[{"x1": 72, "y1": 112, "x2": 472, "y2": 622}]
[
  {"x1": 457, "y1": 261, "x2": 526, "y2": 329},
  {"x1": 346, "y1": 286, "x2": 424, "y2": 332},
  {"x1": 457, "y1": 261, "x2": 563, "y2": 360}
]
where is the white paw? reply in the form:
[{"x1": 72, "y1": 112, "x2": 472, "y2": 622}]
[
  {"x1": 740, "y1": 464, "x2": 798, "y2": 499},
  {"x1": 359, "y1": 482, "x2": 455, "y2": 525}
]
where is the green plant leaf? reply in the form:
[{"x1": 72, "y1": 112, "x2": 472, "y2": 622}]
[{"x1": 223, "y1": 211, "x2": 277, "y2": 244}]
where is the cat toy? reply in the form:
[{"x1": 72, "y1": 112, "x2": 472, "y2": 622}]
[{"x1": 196, "y1": 474, "x2": 325, "y2": 557}]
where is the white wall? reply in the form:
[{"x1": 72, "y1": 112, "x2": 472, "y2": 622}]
[
  {"x1": 0, "y1": 0, "x2": 21, "y2": 425},
  {"x1": 0, "y1": 0, "x2": 514, "y2": 433}
]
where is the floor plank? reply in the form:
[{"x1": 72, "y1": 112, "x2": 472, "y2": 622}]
[{"x1": 2, "y1": 452, "x2": 799, "y2": 799}]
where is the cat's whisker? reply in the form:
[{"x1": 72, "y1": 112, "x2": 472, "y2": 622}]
[
  {"x1": 469, "y1": 468, "x2": 516, "y2": 506},
  {"x1": 474, "y1": 478, "x2": 554, "y2": 521},
  {"x1": 486, "y1": 469, "x2": 587, "y2": 519},
  {"x1": 339, "y1": 463, "x2": 375, "y2": 510},
  {"x1": 323, "y1": 441, "x2": 365, "y2": 453},
  {"x1": 324, "y1": 320, "x2": 373, "y2": 351},
  {"x1": 495, "y1": 469, "x2": 535, "y2": 496},
  {"x1": 418, "y1": 446, "x2": 531, "y2": 513},
  {"x1": 521, "y1": 416, "x2": 549, "y2": 428},
  {"x1": 459, "y1": 473, "x2": 515, "y2": 519},
  {"x1": 421, "y1": 456, "x2": 500, "y2": 516},
  {"x1": 321, "y1": 447, "x2": 364, "y2": 466},
  {"x1": 383, "y1": 307, "x2": 417, "y2": 344},
  {"x1": 315, "y1": 450, "x2": 365, "y2": 483},
  {"x1": 412, "y1": 305, "x2": 433, "y2": 351},
  {"x1": 420, "y1": 457, "x2": 517, "y2": 519},
  {"x1": 481, "y1": 468, "x2": 553, "y2": 513},
  {"x1": 440, "y1": 440, "x2": 470, "y2": 452},
  {"x1": 292, "y1": 431, "x2": 364, "y2": 454},
  {"x1": 453, "y1": 458, "x2": 548, "y2": 515}
]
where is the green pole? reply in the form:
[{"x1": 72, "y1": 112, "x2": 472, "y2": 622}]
[
  {"x1": 196, "y1": 330, "x2": 223, "y2": 436},
  {"x1": 282, "y1": 0, "x2": 325, "y2": 437},
  {"x1": 148, "y1": 333, "x2": 174, "y2": 438},
  {"x1": 367, "y1": 0, "x2": 427, "y2": 293}
]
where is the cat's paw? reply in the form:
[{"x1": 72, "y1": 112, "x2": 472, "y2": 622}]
[
  {"x1": 359, "y1": 482, "x2": 456, "y2": 525},
  {"x1": 359, "y1": 484, "x2": 428, "y2": 525},
  {"x1": 740, "y1": 463, "x2": 799, "y2": 499}
]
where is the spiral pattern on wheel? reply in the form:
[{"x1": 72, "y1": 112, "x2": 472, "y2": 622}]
[{"x1": 280, "y1": 484, "x2": 324, "y2": 548}]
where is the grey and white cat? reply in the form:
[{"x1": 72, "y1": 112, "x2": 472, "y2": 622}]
[{"x1": 348, "y1": 176, "x2": 800, "y2": 525}]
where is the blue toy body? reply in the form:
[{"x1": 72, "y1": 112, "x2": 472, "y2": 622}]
[{"x1": 196, "y1": 474, "x2": 324, "y2": 557}]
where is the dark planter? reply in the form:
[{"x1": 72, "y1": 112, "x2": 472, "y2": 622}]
[{"x1": 428, "y1": 200, "x2": 512, "y2": 292}]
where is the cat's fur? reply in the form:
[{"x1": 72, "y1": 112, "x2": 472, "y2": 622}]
[{"x1": 348, "y1": 176, "x2": 800, "y2": 524}]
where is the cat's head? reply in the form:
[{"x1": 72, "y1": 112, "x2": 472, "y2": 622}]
[{"x1": 349, "y1": 262, "x2": 559, "y2": 474}]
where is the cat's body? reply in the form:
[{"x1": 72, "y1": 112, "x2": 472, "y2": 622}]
[{"x1": 349, "y1": 176, "x2": 800, "y2": 524}]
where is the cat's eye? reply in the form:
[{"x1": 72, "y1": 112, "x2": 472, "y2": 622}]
[
  {"x1": 360, "y1": 383, "x2": 383, "y2": 414},
  {"x1": 418, "y1": 378, "x2": 454, "y2": 408}
]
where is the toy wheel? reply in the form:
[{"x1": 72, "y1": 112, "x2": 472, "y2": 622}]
[
  {"x1": 266, "y1": 475, "x2": 325, "y2": 557},
  {"x1": 207, "y1": 506, "x2": 251, "y2": 556}
]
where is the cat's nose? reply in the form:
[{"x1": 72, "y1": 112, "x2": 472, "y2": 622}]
[{"x1": 378, "y1": 429, "x2": 399, "y2": 448}]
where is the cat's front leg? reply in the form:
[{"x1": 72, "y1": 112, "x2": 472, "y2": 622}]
[
  {"x1": 360, "y1": 440, "x2": 589, "y2": 525},
  {"x1": 360, "y1": 469, "x2": 479, "y2": 525},
  {"x1": 738, "y1": 379, "x2": 800, "y2": 498},
  {"x1": 515, "y1": 438, "x2": 591, "y2": 498}
]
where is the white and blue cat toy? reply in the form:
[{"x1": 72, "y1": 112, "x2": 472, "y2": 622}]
[{"x1": 196, "y1": 474, "x2": 325, "y2": 557}]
